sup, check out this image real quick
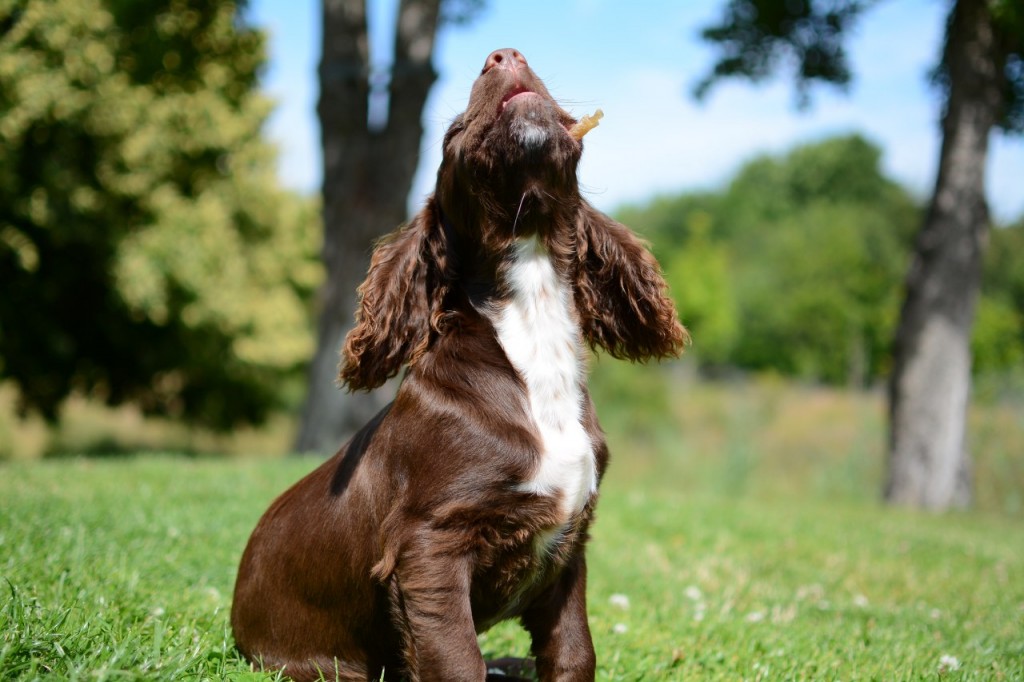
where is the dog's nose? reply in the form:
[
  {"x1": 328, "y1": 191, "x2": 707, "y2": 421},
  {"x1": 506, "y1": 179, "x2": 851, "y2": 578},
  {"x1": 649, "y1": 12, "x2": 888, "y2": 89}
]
[{"x1": 483, "y1": 48, "x2": 528, "y2": 74}]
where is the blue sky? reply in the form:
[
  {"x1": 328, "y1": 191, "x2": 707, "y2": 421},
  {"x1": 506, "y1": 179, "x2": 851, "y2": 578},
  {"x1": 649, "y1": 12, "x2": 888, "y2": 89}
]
[{"x1": 247, "y1": 0, "x2": 1024, "y2": 222}]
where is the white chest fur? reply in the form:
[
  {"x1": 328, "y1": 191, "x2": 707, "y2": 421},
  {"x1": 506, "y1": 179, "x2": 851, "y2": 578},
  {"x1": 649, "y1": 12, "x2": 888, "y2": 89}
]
[{"x1": 489, "y1": 237, "x2": 596, "y2": 521}]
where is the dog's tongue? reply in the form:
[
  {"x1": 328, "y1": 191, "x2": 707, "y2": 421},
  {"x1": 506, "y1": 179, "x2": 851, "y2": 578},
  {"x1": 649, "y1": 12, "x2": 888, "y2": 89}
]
[{"x1": 501, "y1": 88, "x2": 538, "y2": 111}]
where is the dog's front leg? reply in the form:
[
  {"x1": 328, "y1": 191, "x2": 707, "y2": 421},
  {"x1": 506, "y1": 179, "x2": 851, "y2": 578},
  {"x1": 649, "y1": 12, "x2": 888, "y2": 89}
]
[
  {"x1": 390, "y1": 551, "x2": 486, "y2": 682},
  {"x1": 521, "y1": 555, "x2": 596, "y2": 682}
]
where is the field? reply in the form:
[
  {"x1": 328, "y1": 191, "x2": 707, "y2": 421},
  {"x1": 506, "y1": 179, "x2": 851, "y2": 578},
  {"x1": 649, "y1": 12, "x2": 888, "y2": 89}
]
[{"x1": 2, "y1": 375, "x2": 1023, "y2": 680}]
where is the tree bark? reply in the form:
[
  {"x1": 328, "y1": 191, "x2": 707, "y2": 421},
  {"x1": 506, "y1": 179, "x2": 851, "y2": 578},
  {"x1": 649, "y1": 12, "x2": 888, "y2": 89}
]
[
  {"x1": 885, "y1": 0, "x2": 1006, "y2": 509},
  {"x1": 294, "y1": 0, "x2": 441, "y2": 454}
]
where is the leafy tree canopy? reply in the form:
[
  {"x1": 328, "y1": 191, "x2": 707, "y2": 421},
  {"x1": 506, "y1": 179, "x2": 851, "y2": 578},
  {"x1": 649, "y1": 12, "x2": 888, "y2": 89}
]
[
  {"x1": 0, "y1": 0, "x2": 320, "y2": 428},
  {"x1": 626, "y1": 133, "x2": 999, "y2": 384},
  {"x1": 976, "y1": 218, "x2": 1024, "y2": 374},
  {"x1": 623, "y1": 133, "x2": 1023, "y2": 385},
  {"x1": 696, "y1": 0, "x2": 1024, "y2": 132}
]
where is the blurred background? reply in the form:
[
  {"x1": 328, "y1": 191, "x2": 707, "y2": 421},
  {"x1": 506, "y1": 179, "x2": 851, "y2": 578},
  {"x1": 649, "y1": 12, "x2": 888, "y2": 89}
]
[{"x1": 1, "y1": 0, "x2": 1021, "y2": 515}]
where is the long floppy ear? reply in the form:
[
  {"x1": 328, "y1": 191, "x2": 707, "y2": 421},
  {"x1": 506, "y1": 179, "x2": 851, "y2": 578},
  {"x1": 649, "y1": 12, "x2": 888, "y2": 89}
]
[
  {"x1": 574, "y1": 202, "x2": 689, "y2": 361},
  {"x1": 339, "y1": 200, "x2": 450, "y2": 391}
]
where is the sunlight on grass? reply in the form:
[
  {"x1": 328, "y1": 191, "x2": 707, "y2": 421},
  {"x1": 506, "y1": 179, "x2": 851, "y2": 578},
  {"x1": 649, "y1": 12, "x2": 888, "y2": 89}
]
[
  {"x1": 2, "y1": 367, "x2": 1022, "y2": 679},
  {"x1": 2, "y1": 454, "x2": 1023, "y2": 680}
]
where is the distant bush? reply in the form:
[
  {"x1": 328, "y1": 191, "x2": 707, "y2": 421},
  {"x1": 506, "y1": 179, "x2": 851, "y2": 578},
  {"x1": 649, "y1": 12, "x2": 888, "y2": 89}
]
[{"x1": 619, "y1": 134, "x2": 1023, "y2": 385}]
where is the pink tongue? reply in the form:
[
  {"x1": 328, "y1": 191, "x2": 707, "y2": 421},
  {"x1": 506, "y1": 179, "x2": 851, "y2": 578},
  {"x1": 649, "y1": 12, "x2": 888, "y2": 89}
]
[{"x1": 503, "y1": 91, "x2": 537, "y2": 110}]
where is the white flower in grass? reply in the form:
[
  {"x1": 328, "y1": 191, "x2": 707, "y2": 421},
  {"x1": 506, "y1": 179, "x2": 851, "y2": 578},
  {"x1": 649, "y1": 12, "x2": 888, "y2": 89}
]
[
  {"x1": 938, "y1": 655, "x2": 961, "y2": 673},
  {"x1": 770, "y1": 604, "x2": 796, "y2": 624},
  {"x1": 795, "y1": 583, "x2": 824, "y2": 601},
  {"x1": 612, "y1": 623, "x2": 628, "y2": 634},
  {"x1": 745, "y1": 610, "x2": 765, "y2": 623},
  {"x1": 852, "y1": 594, "x2": 869, "y2": 608},
  {"x1": 609, "y1": 593, "x2": 630, "y2": 610},
  {"x1": 684, "y1": 585, "x2": 703, "y2": 602}
]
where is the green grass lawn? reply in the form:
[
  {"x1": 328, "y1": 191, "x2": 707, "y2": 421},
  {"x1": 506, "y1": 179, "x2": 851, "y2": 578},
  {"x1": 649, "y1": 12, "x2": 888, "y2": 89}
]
[{"x1": 2, "y1": 454, "x2": 1022, "y2": 681}]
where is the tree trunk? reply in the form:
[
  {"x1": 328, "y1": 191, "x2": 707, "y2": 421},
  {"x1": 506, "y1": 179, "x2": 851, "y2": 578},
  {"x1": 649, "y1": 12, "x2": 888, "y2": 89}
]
[
  {"x1": 294, "y1": 0, "x2": 441, "y2": 454},
  {"x1": 885, "y1": 0, "x2": 1006, "y2": 509}
]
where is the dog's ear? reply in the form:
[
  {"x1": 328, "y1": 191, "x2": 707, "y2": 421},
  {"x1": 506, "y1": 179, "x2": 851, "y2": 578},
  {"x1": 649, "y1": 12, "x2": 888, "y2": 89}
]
[
  {"x1": 573, "y1": 202, "x2": 689, "y2": 361},
  {"x1": 339, "y1": 199, "x2": 451, "y2": 391}
]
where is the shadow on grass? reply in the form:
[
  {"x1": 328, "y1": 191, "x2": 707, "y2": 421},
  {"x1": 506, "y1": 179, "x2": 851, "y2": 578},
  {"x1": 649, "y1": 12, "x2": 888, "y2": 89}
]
[{"x1": 42, "y1": 438, "x2": 203, "y2": 460}]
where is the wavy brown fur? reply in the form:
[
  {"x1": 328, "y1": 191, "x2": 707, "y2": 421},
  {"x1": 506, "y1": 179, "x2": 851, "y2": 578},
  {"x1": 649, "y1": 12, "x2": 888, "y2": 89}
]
[
  {"x1": 232, "y1": 48, "x2": 686, "y2": 682},
  {"x1": 574, "y1": 203, "x2": 689, "y2": 360},
  {"x1": 339, "y1": 199, "x2": 452, "y2": 391}
]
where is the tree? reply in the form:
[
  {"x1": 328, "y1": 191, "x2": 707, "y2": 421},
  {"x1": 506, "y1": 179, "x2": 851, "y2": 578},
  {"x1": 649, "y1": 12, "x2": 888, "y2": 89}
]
[
  {"x1": 696, "y1": 0, "x2": 1023, "y2": 510},
  {"x1": 294, "y1": 0, "x2": 481, "y2": 453},
  {"x1": 0, "y1": 0, "x2": 318, "y2": 429},
  {"x1": 622, "y1": 134, "x2": 918, "y2": 384},
  {"x1": 722, "y1": 136, "x2": 918, "y2": 385}
]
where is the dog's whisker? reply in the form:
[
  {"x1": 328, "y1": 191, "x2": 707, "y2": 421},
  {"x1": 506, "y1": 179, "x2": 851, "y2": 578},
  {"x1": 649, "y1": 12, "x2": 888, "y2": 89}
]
[{"x1": 512, "y1": 191, "x2": 528, "y2": 235}]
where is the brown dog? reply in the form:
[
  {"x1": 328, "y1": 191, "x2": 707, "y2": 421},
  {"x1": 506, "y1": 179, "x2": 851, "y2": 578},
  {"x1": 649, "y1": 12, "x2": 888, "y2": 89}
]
[{"x1": 231, "y1": 48, "x2": 686, "y2": 682}]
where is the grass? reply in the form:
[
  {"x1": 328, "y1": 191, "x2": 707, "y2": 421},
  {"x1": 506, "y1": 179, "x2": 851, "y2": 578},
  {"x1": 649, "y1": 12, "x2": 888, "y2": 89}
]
[
  {"x1": 488, "y1": 487, "x2": 1024, "y2": 680},
  {"x1": 1, "y1": 372, "x2": 1022, "y2": 679},
  {"x1": 2, "y1": 453, "x2": 1023, "y2": 680}
]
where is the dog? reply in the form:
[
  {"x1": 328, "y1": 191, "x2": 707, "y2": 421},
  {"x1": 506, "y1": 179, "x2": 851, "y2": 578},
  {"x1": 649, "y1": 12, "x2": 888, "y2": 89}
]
[{"x1": 231, "y1": 48, "x2": 687, "y2": 682}]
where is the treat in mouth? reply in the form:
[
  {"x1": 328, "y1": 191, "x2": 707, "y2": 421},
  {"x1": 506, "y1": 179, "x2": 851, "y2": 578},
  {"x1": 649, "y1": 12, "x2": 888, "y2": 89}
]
[{"x1": 569, "y1": 109, "x2": 604, "y2": 140}]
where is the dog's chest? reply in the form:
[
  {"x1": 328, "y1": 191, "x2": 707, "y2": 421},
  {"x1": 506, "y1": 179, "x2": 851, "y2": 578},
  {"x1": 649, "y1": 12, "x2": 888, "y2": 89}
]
[{"x1": 489, "y1": 237, "x2": 596, "y2": 522}]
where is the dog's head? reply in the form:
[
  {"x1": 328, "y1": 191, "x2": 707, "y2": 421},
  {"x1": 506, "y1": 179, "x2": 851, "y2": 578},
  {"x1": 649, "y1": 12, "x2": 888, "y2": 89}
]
[
  {"x1": 436, "y1": 49, "x2": 583, "y2": 243},
  {"x1": 339, "y1": 50, "x2": 687, "y2": 391}
]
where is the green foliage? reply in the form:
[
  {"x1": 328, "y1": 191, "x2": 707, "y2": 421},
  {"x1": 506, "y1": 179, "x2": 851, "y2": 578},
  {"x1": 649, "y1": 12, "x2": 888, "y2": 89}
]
[
  {"x1": 694, "y1": 0, "x2": 873, "y2": 106},
  {"x1": 0, "y1": 1, "x2": 321, "y2": 428},
  {"x1": 984, "y1": 219, "x2": 1024, "y2": 313},
  {"x1": 975, "y1": 221, "x2": 1024, "y2": 374},
  {"x1": 664, "y1": 227, "x2": 739, "y2": 366},
  {"x1": 697, "y1": 0, "x2": 1024, "y2": 129},
  {"x1": 626, "y1": 134, "x2": 1024, "y2": 384},
  {"x1": 618, "y1": 198, "x2": 740, "y2": 365},
  {"x1": 623, "y1": 134, "x2": 919, "y2": 385},
  {"x1": 972, "y1": 296, "x2": 1022, "y2": 375},
  {"x1": 934, "y1": 0, "x2": 1024, "y2": 134},
  {"x1": 2, "y1": 454, "x2": 1023, "y2": 679}
]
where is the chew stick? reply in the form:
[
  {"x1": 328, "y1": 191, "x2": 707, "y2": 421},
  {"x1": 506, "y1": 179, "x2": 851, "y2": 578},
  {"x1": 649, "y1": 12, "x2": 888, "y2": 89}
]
[{"x1": 569, "y1": 109, "x2": 604, "y2": 140}]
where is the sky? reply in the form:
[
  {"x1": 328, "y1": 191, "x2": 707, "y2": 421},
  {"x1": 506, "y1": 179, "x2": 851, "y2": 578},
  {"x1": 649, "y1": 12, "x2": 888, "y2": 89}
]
[{"x1": 247, "y1": 0, "x2": 1024, "y2": 223}]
